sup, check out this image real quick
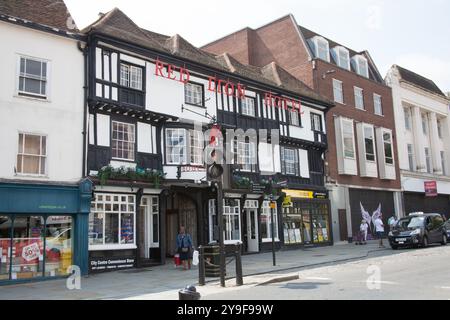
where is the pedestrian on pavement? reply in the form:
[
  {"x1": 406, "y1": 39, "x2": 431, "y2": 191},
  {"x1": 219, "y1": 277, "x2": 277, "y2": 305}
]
[
  {"x1": 388, "y1": 216, "x2": 398, "y2": 231},
  {"x1": 374, "y1": 214, "x2": 385, "y2": 248},
  {"x1": 359, "y1": 220, "x2": 369, "y2": 245},
  {"x1": 176, "y1": 226, "x2": 194, "y2": 271}
]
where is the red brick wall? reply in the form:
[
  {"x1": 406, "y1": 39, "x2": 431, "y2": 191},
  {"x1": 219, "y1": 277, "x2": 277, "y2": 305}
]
[
  {"x1": 315, "y1": 60, "x2": 401, "y2": 189},
  {"x1": 202, "y1": 28, "x2": 253, "y2": 65}
]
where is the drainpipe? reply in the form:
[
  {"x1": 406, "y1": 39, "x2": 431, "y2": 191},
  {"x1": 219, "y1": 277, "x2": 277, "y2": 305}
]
[{"x1": 78, "y1": 40, "x2": 89, "y2": 178}]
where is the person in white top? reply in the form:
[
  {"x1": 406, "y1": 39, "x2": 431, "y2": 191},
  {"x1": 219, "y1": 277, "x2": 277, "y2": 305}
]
[
  {"x1": 359, "y1": 220, "x2": 369, "y2": 245},
  {"x1": 374, "y1": 215, "x2": 385, "y2": 248}
]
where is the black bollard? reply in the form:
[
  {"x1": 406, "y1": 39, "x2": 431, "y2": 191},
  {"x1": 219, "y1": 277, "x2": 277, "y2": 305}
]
[
  {"x1": 179, "y1": 285, "x2": 201, "y2": 300},
  {"x1": 235, "y1": 244, "x2": 243, "y2": 286},
  {"x1": 198, "y1": 246, "x2": 205, "y2": 286}
]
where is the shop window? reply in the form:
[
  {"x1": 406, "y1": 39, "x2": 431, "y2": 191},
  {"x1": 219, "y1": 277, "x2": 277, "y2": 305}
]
[
  {"x1": 45, "y1": 216, "x2": 72, "y2": 277},
  {"x1": 261, "y1": 201, "x2": 279, "y2": 242},
  {"x1": 282, "y1": 206, "x2": 306, "y2": 244},
  {"x1": 89, "y1": 194, "x2": 136, "y2": 250},
  {"x1": 223, "y1": 199, "x2": 241, "y2": 243},
  {"x1": 312, "y1": 204, "x2": 330, "y2": 243},
  {"x1": 208, "y1": 199, "x2": 218, "y2": 243},
  {"x1": 11, "y1": 216, "x2": 44, "y2": 280},
  {"x1": 16, "y1": 133, "x2": 47, "y2": 176},
  {"x1": 0, "y1": 216, "x2": 12, "y2": 280}
]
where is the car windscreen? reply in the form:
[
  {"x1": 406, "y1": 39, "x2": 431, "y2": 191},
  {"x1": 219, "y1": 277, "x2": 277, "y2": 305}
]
[{"x1": 396, "y1": 217, "x2": 425, "y2": 230}]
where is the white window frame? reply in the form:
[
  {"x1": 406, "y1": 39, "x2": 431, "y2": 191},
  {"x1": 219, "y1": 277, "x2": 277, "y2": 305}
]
[
  {"x1": 407, "y1": 144, "x2": 415, "y2": 172},
  {"x1": 89, "y1": 193, "x2": 137, "y2": 251},
  {"x1": 223, "y1": 199, "x2": 241, "y2": 244},
  {"x1": 363, "y1": 125, "x2": 376, "y2": 162},
  {"x1": 241, "y1": 97, "x2": 256, "y2": 117},
  {"x1": 333, "y1": 79, "x2": 344, "y2": 104},
  {"x1": 311, "y1": 113, "x2": 323, "y2": 132},
  {"x1": 17, "y1": 55, "x2": 49, "y2": 99},
  {"x1": 289, "y1": 109, "x2": 301, "y2": 126},
  {"x1": 336, "y1": 47, "x2": 350, "y2": 70},
  {"x1": 373, "y1": 94, "x2": 383, "y2": 116},
  {"x1": 236, "y1": 140, "x2": 256, "y2": 172},
  {"x1": 120, "y1": 63, "x2": 143, "y2": 90},
  {"x1": 354, "y1": 87, "x2": 365, "y2": 110},
  {"x1": 404, "y1": 107, "x2": 412, "y2": 130},
  {"x1": 166, "y1": 128, "x2": 187, "y2": 165},
  {"x1": 112, "y1": 121, "x2": 136, "y2": 161},
  {"x1": 315, "y1": 37, "x2": 330, "y2": 62},
  {"x1": 190, "y1": 130, "x2": 204, "y2": 165},
  {"x1": 342, "y1": 119, "x2": 356, "y2": 159},
  {"x1": 354, "y1": 55, "x2": 369, "y2": 78},
  {"x1": 383, "y1": 130, "x2": 394, "y2": 165},
  {"x1": 281, "y1": 147, "x2": 299, "y2": 176},
  {"x1": 16, "y1": 133, "x2": 47, "y2": 177},
  {"x1": 261, "y1": 201, "x2": 279, "y2": 242},
  {"x1": 185, "y1": 82, "x2": 204, "y2": 106}
]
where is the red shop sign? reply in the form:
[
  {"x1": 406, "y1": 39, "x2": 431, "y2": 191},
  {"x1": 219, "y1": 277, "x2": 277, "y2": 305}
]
[{"x1": 424, "y1": 181, "x2": 438, "y2": 197}]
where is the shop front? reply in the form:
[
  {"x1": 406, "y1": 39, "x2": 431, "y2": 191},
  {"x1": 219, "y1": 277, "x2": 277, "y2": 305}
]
[
  {"x1": 281, "y1": 189, "x2": 332, "y2": 248},
  {"x1": 88, "y1": 186, "x2": 163, "y2": 273},
  {"x1": 403, "y1": 192, "x2": 450, "y2": 218},
  {"x1": 0, "y1": 179, "x2": 92, "y2": 284}
]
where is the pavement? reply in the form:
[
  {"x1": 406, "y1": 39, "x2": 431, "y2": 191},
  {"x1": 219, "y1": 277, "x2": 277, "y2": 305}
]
[
  {"x1": 0, "y1": 241, "x2": 392, "y2": 300},
  {"x1": 203, "y1": 245, "x2": 450, "y2": 300}
]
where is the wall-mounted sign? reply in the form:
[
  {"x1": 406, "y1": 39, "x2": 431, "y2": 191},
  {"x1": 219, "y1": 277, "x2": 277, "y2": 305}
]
[
  {"x1": 181, "y1": 166, "x2": 206, "y2": 173},
  {"x1": 424, "y1": 181, "x2": 438, "y2": 197},
  {"x1": 251, "y1": 183, "x2": 266, "y2": 194},
  {"x1": 89, "y1": 257, "x2": 136, "y2": 273},
  {"x1": 282, "y1": 189, "x2": 314, "y2": 199},
  {"x1": 282, "y1": 195, "x2": 293, "y2": 208},
  {"x1": 313, "y1": 192, "x2": 328, "y2": 199}
]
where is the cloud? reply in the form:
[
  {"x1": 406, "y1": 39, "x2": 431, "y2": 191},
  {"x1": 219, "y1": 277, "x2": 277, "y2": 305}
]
[
  {"x1": 393, "y1": 54, "x2": 450, "y2": 93},
  {"x1": 366, "y1": 4, "x2": 383, "y2": 31}
]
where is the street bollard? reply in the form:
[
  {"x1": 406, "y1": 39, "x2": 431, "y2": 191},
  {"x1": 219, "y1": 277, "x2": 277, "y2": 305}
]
[
  {"x1": 235, "y1": 243, "x2": 243, "y2": 286},
  {"x1": 178, "y1": 285, "x2": 201, "y2": 300},
  {"x1": 198, "y1": 246, "x2": 205, "y2": 286}
]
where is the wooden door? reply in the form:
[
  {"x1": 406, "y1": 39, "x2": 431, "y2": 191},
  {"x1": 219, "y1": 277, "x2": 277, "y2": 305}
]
[
  {"x1": 338, "y1": 209, "x2": 348, "y2": 242},
  {"x1": 166, "y1": 209, "x2": 179, "y2": 257}
]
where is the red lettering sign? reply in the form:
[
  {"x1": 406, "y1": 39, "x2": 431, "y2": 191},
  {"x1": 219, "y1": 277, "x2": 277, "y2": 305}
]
[{"x1": 154, "y1": 58, "x2": 190, "y2": 84}]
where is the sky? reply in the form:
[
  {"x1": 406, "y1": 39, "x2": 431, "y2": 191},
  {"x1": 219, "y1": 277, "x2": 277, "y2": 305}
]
[{"x1": 65, "y1": 0, "x2": 450, "y2": 93}]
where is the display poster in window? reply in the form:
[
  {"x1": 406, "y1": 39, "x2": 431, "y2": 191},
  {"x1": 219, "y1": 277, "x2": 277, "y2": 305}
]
[
  {"x1": 294, "y1": 229, "x2": 302, "y2": 243},
  {"x1": 121, "y1": 218, "x2": 133, "y2": 244},
  {"x1": 322, "y1": 228, "x2": 329, "y2": 241},
  {"x1": 288, "y1": 229, "x2": 295, "y2": 244},
  {"x1": 22, "y1": 243, "x2": 41, "y2": 262}
]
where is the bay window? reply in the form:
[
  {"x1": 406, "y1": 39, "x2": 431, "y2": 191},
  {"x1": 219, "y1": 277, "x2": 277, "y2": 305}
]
[
  {"x1": 89, "y1": 194, "x2": 136, "y2": 249},
  {"x1": 112, "y1": 121, "x2": 135, "y2": 161},
  {"x1": 190, "y1": 130, "x2": 204, "y2": 165},
  {"x1": 364, "y1": 126, "x2": 375, "y2": 161},
  {"x1": 342, "y1": 120, "x2": 355, "y2": 159},
  {"x1": 16, "y1": 133, "x2": 47, "y2": 176},
  {"x1": 261, "y1": 201, "x2": 279, "y2": 242},
  {"x1": 383, "y1": 131, "x2": 394, "y2": 165}
]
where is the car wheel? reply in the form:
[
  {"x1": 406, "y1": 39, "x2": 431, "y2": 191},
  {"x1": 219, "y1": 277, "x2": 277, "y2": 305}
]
[
  {"x1": 442, "y1": 234, "x2": 448, "y2": 246},
  {"x1": 422, "y1": 236, "x2": 428, "y2": 248}
]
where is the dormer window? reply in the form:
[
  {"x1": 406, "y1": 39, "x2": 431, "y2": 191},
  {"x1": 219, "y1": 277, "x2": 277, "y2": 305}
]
[
  {"x1": 335, "y1": 46, "x2": 350, "y2": 70},
  {"x1": 312, "y1": 37, "x2": 330, "y2": 62},
  {"x1": 353, "y1": 55, "x2": 369, "y2": 78}
]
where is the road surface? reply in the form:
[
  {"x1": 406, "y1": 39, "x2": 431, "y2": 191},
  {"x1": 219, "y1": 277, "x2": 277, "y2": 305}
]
[{"x1": 204, "y1": 245, "x2": 450, "y2": 300}]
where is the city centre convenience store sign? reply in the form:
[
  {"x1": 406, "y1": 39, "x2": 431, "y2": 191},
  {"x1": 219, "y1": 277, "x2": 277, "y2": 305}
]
[{"x1": 154, "y1": 59, "x2": 304, "y2": 114}]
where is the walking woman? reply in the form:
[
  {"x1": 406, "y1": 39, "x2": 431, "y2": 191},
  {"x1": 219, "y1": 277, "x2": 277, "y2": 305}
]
[{"x1": 176, "y1": 226, "x2": 194, "y2": 271}]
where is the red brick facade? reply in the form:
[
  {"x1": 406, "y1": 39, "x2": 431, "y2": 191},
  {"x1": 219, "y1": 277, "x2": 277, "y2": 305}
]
[{"x1": 203, "y1": 14, "x2": 401, "y2": 190}]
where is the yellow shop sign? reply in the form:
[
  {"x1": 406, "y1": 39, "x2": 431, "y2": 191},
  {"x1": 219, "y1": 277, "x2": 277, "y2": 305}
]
[{"x1": 282, "y1": 189, "x2": 314, "y2": 199}]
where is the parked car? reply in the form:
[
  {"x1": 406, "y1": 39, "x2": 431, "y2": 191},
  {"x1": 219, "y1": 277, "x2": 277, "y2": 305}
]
[
  {"x1": 388, "y1": 213, "x2": 447, "y2": 250},
  {"x1": 444, "y1": 220, "x2": 450, "y2": 242}
]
